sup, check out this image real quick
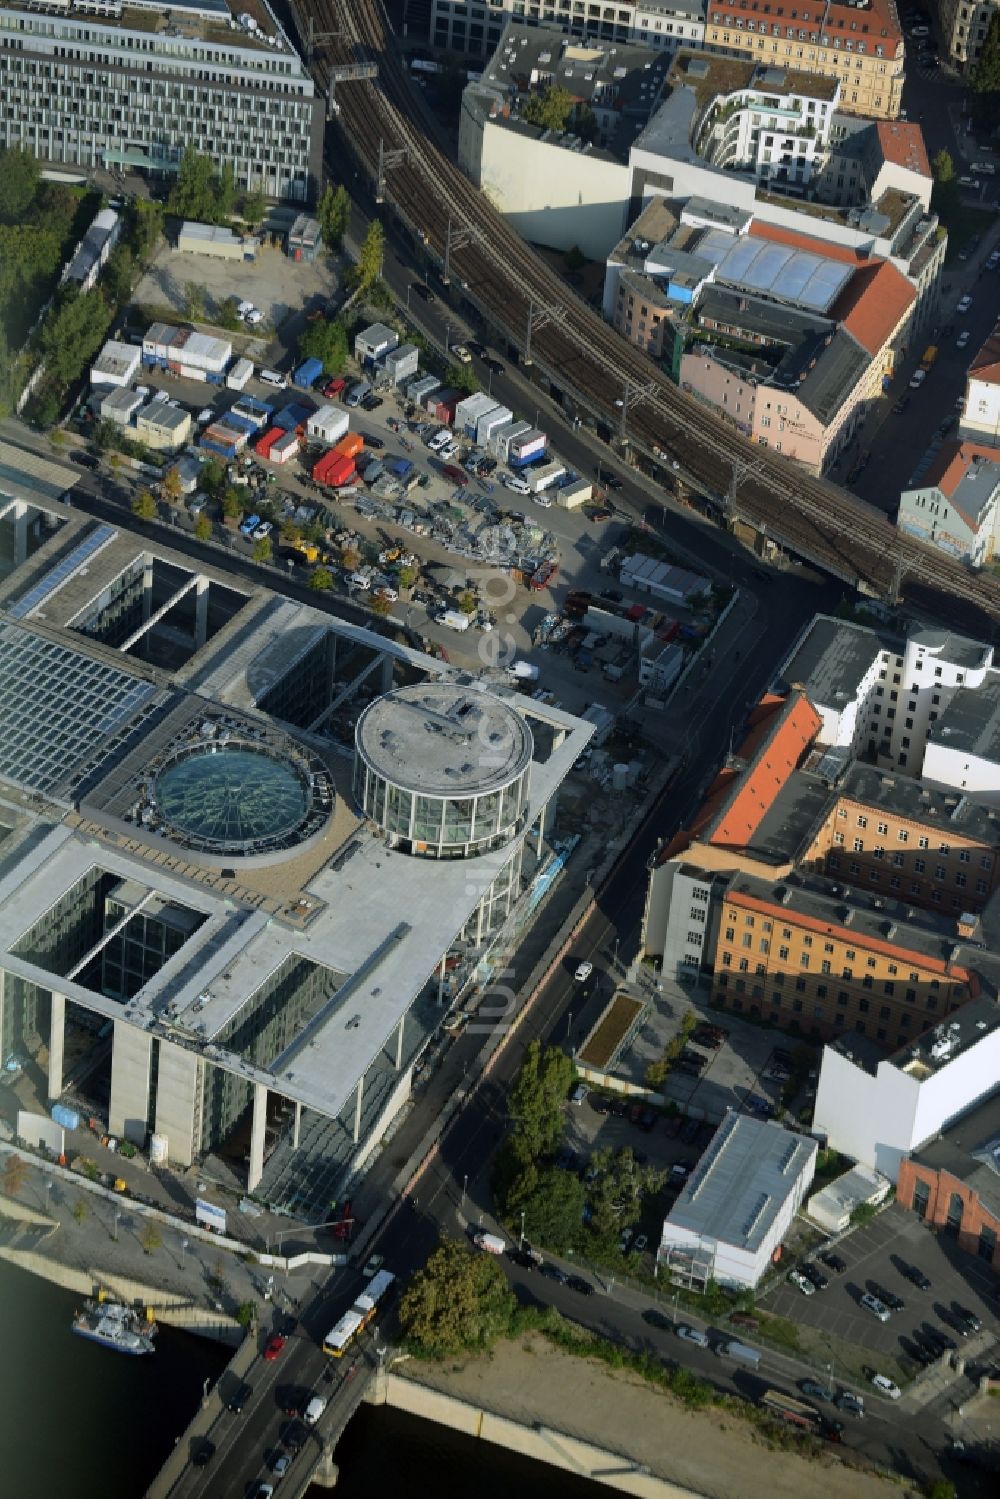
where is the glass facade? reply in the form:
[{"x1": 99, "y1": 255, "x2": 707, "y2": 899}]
[{"x1": 353, "y1": 757, "x2": 531, "y2": 859}]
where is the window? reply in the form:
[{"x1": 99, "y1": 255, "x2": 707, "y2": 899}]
[
  {"x1": 722, "y1": 952, "x2": 732, "y2": 967},
  {"x1": 800, "y1": 953, "x2": 810, "y2": 969},
  {"x1": 759, "y1": 938, "x2": 770, "y2": 954},
  {"x1": 859, "y1": 998, "x2": 870, "y2": 1013},
  {"x1": 857, "y1": 814, "x2": 868, "y2": 828},
  {"x1": 893, "y1": 851, "x2": 904, "y2": 867},
  {"x1": 854, "y1": 837, "x2": 864, "y2": 852},
  {"x1": 795, "y1": 977, "x2": 806, "y2": 993},
  {"x1": 779, "y1": 944, "x2": 789, "y2": 960},
  {"x1": 897, "y1": 829, "x2": 909, "y2": 843},
  {"x1": 687, "y1": 931, "x2": 702, "y2": 944},
  {"x1": 725, "y1": 926, "x2": 735, "y2": 941},
  {"x1": 915, "y1": 859, "x2": 925, "y2": 874},
  {"x1": 935, "y1": 866, "x2": 947, "y2": 881},
  {"x1": 883, "y1": 982, "x2": 894, "y2": 996},
  {"x1": 742, "y1": 933, "x2": 753, "y2": 948},
  {"x1": 959, "y1": 849, "x2": 971, "y2": 864},
  {"x1": 877, "y1": 822, "x2": 888, "y2": 835},
  {"x1": 918, "y1": 836, "x2": 929, "y2": 849}
]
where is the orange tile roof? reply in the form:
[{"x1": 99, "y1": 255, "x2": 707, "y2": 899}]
[
  {"x1": 920, "y1": 439, "x2": 1000, "y2": 504},
  {"x1": 724, "y1": 890, "x2": 972, "y2": 981},
  {"x1": 709, "y1": 692, "x2": 822, "y2": 849},
  {"x1": 969, "y1": 318, "x2": 1000, "y2": 386},
  {"x1": 875, "y1": 121, "x2": 931, "y2": 179},
  {"x1": 748, "y1": 219, "x2": 863, "y2": 266},
  {"x1": 707, "y1": 0, "x2": 902, "y2": 46},
  {"x1": 829, "y1": 260, "x2": 915, "y2": 357}
]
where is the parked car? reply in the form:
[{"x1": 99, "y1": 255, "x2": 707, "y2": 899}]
[
  {"x1": 573, "y1": 960, "x2": 593, "y2": 981},
  {"x1": 801, "y1": 1263, "x2": 828, "y2": 1291},
  {"x1": 923, "y1": 1325, "x2": 957, "y2": 1354},
  {"x1": 70, "y1": 450, "x2": 100, "y2": 469},
  {"x1": 860, "y1": 1293, "x2": 891, "y2": 1322},
  {"x1": 675, "y1": 1324, "x2": 709, "y2": 1347},
  {"x1": 834, "y1": 1390, "x2": 865, "y2": 1417},
  {"x1": 728, "y1": 1311, "x2": 760, "y2": 1331},
  {"x1": 228, "y1": 1382, "x2": 253, "y2": 1413},
  {"x1": 570, "y1": 1083, "x2": 589, "y2": 1106},
  {"x1": 820, "y1": 1251, "x2": 847, "y2": 1273},
  {"x1": 868, "y1": 1282, "x2": 904, "y2": 1312},
  {"x1": 800, "y1": 1380, "x2": 834, "y2": 1403},
  {"x1": 281, "y1": 1422, "x2": 306, "y2": 1455},
  {"x1": 411, "y1": 282, "x2": 434, "y2": 302},
  {"x1": 567, "y1": 1275, "x2": 595, "y2": 1296},
  {"x1": 909, "y1": 369, "x2": 927, "y2": 389},
  {"x1": 788, "y1": 1270, "x2": 815, "y2": 1296},
  {"x1": 362, "y1": 433, "x2": 385, "y2": 449},
  {"x1": 952, "y1": 1304, "x2": 983, "y2": 1335},
  {"x1": 957, "y1": 330, "x2": 971, "y2": 350},
  {"x1": 483, "y1": 356, "x2": 505, "y2": 375},
  {"x1": 264, "y1": 1334, "x2": 287, "y2": 1360},
  {"x1": 540, "y1": 1262, "x2": 568, "y2": 1284},
  {"x1": 269, "y1": 1450, "x2": 291, "y2": 1477},
  {"x1": 957, "y1": 295, "x2": 973, "y2": 314},
  {"x1": 897, "y1": 1261, "x2": 931, "y2": 1291},
  {"x1": 450, "y1": 344, "x2": 472, "y2": 364},
  {"x1": 638, "y1": 1108, "x2": 657, "y2": 1132},
  {"x1": 869, "y1": 1372, "x2": 902, "y2": 1400},
  {"x1": 595, "y1": 467, "x2": 623, "y2": 490},
  {"x1": 192, "y1": 1440, "x2": 215, "y2": 1467},
  {"x1": 892, "y1": 396, "x2": 911, "y2": 415}
]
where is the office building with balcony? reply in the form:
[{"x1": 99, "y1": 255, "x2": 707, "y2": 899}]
[
  {"x1": 0, "y1": 0, "x2": 323, "y2": 201},
  {"x1": 430, "y1": 0, "x2": 706, "y2": 60}
]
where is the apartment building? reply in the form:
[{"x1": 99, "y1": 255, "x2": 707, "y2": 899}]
[
  {"x1": 703, "y1": 0, "x2": 905, "y2": 119},
  {"x1": 897, "y1": 440, "x2": 1000, "y2": 568},
  {"x1": 959, "y1": 318, "x2": 1000, "y2": 448},
  {"x1": 430, "y1": 0, "x2": 706, "y2": 59},
  {"x1": 938, "y1": 0, "x2": 998, "y2": 72},
  {"x1": 0, "y1": 0, "x2": 323, "y2": 202}
]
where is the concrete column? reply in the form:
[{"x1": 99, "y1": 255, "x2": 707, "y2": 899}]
[
  {"x1": 552, "y1": 727, "x2": 566, "y2": 751},
  {"x1": 395, "y1": 1015, "x2": 405, "y2": 1070},
  {"x1": 14, "y1": 502, "x2": 29, "y2": 568},
  {"x1": 352, "y1": 1075, "x2": 364, "y2": 1144},
  {"x1": 248, "y1": 1081, "x2": 268, "y2": 1193},
  {"x1": 142, "y1": 557, "x2": 154, "y2": 622},
  {"x1": 47, "y1": 991, "x2": 65, "y2": 1101},
  {"x1": 437, "y1": 954, "x2": 447, "y2": 1006},
  {"x1": 292, "y1": 1100, "x2": 301, "y2": 1149},
  {"x1": 109, "y1": 1022, "x2": 152, "y2": 1145},
  {"x1": 194, "y1": 575, "x2": 209, "y2": 648},
  {"x1": 380, "y1": 653, "x2": 394, "y2": 693},
  {"x1": 535, "y1": 802, "x2": 546, "y2": 859}
]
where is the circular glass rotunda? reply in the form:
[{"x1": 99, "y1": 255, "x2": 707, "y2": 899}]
[{"x1": 353, "y1": 682, "x2": 533, "y2": 858}]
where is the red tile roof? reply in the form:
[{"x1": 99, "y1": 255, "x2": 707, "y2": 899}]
[
  {"x1": 710, "y1": 693, "x2": 821, "y2": 848},
  {"x1": 748, "y1": 219, "x2": 863, "y2": 266},
  {"x1": 875, "y1": 121, "x2": 931, "y2": 179},
  {"x1": 921, "y1": 439, "x2": 1000, "y2": 501},
  {"x1": 706, "y1": 0, "x2": 902, "y2": 45},
  {"x1": 969, "y1": 318, "x2": 1000, "y2": 386},
  {"x1": 829, "y1": 260, "x2": 915, "y2": 356}
]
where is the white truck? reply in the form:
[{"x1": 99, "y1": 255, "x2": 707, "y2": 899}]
[
  {"x1": 507, "y1": 661, "x2": 539, "y2": 682},
  {"x1": 474, "y1": 1232, "x2": 506, "y2": 1255},
  {"x1": 440, "y1": 608, "x2": 472, "y2": 632}
]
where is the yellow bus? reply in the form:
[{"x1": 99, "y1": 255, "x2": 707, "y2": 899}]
[{"x1": 322, "y1": 1269, "x2": 395, "y2": 1358}]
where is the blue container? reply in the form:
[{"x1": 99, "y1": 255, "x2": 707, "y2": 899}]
[
  {"x1": 52, "y1": 1103, "x2": 80, "y2": 1131},
  {"x1": 294, "y1": 357, "x2": 323, "y2": 390}
]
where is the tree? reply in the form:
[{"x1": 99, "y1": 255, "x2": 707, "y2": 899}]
[
  {"x1": 103, "y1": 243, "x2": 135, "y2": 306},
  {"x1": 317, "y1": 183, "x2": 350, "y2": 251},
  {"x1": 353, "y1": 218, "x2": 385, "y2": 295},
  {"x1": 563, "y1": 244, "x2": 586, "y2": 272},
  {"x1": 280, "y1": 520, "x2": 303, "y2": 547},
  {"x1": 398, "y1": 564, "x2": 417, "y2": 590},
  {"x1": 522, "y1": 84, "x2": 574, "y2": 133},
  {"x1": 341, "y1": 544, "x2": 361, "y2": 572},
  {"x1": 518, "y1": 1167, "x2": 586, "y2": 1250},
  {"x1": 457, "y1": 588, "x2": 477, "y2": 614},
  {"x1": 0, "y1": 144, "x2": 40, "y2": 224},
  {"x1": 168, "y1": 146, "x2": 217, "y2": 223},
  {"x1": 200, "y1": 458, "x2": 225, "y2": 495},
  {"x1": 132, "y1": 490, "x2": 157, "y2": 521},
  {"x1": 222, "y1": 489, "x2": 243, "y2": 522},
  {"x1": 140, "y1": 1221, "x2": 162, "y2": 1255},
  {"x1": 194, "y1": 514, "x2": 212, "y2": 542},
  {"x1": 183, "y1": 282, "x2": 206, "y2": 323},
  {"x1": 971, "y1": 12, "x2": 1000, "y2": 97},
  {"x1": 161, "y1": 467, "x2": 184, "y2": 506},
  {"x1": 586, "y1": 1147, "x2": 666, "y2": 1249},
  {"x1": 252, "y1": 536, "x2": 273, "y2": 565},
  {"x1": 2, "y1": 1154, "x2": 29, "y2": 1199},
  {"x1": 71, "y1": 1198, "x2": 88, "y2": 1225},
  {"x1": 298, "y1": 317, "x2": 349, "y2": 375},
  {"x1": 216, "y1": 297, "x2": 243, "y2": 333},
  {"x1": 931, "y1": 148, "x2": 960, "y2": 223},
  {"x1": 309, "y1": 566, "x2": 334, "y2": 591},
  {"x1": 370, "y1": 592, "x2": 391, "y2": 617},
  {"x1": 506, "y1": 1041, "x2": 575, "y2": 1160},
  {"x1": 240, "y1": 190, "x2": 267, "y2": 230},
  {"x1": 235, "y1": 1301, "x2": 257, "y2": 1327},
  {"x1": 446, "y1": 362, "x2": 479, "y2": 397},
  {"x1": 399, "y1": 1236, "x2": 515, "y2": 1358}
]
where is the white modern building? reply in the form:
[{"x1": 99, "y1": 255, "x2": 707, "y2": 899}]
[
  {"x1": 777, "y1": 614, "x2": 995, "y2": 777},
  {"x1": 813, "y1": 996, "x2": 1000, "y2": 1178},
  {"x1": 658, "y1": 1110, "x2": 817, "y2": 1288},
  {"x1": 960, "y1": 319, "x2": 1000, "y2": 449},
  {"x1": 0, "y1": 0, "x2": 323, "y2": 201}
]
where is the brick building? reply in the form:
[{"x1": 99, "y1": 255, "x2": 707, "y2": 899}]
[{"x1": 897, "y1": 1090, "x2": 1000, "y2": 1269}]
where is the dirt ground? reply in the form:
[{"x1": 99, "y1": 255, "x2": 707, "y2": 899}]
[{"x1": 404, "y1": 1334, "x2": 911, "y2": 1499}]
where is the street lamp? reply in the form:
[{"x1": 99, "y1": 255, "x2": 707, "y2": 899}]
[
  {"x1": 519, "y1": 1210, "x2": 526, "y2": 1250},
  {"x1": 181, "y1": 1237, "x2": 189, "y2": 1264},
  {"x1": 112, "y1": 1206, "x2": 121, "y2": 1241}
]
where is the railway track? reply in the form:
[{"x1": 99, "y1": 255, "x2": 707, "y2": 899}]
[{"x1": 293, "y1": 0, "x2": 1000, "y2": 636}]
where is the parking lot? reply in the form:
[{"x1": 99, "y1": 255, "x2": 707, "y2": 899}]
[
  {"x1": 133, "y1": 240, "x2": 334, "y2": 333},
  {"x1": 762, "y1": 1202, "x2": 999, "y2": 1377}
]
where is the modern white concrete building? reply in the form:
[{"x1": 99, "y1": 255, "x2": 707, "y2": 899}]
[
  {"x1": 0, "y1": 0, "x2": 323, "y2": 201},
  {"x1": 777, "y1": 614, "x2": 995, "y2": 777},
  {"x1": 813, "y1": 996, "x2": 1000, "y2": 1178},
  {"x1": 0, "y1": 505, "x2": 593, "y2": 1221},
  {"x1": 658, "y1": 1110, "x2": 817, "y2": 1288},
  {"x1": 429, "y1": 0, "x2": 706, "y2": 60}
]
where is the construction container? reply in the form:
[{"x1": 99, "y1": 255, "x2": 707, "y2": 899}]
[
  {"x1": 526, "y1": 461, "x2": 566, "y2": 494},
  {"x1": 407, "y1": 373, "x2": 440, "y2": 405},
  {"x1": 476, "y1": 404, "x2": 512, "y2": 446},
  {"x1": 508, "y1": 428, "x2": 548, "y2": 467},
  {"x1": 354, "y1": 322, "x2": 399, "y2": 365},
  {"x1": 314, "y1": 454, "x2": 356, "y2": 488},
  {"x1": 558, "y1": 479, "x2": 593, "y2": 508},
  {"x1": 455, "y1": 392, "x2": 497, "y2": 439},
  {"x1": 273, "y1": 402, "x2": 312, "y2": 433},
  {"x1": 177, "y1": 363, "x2": 208, "y2": 382},
  {"x1": 270, "y1": 430, "x2": 300, "y2": 465},
  {"x1": 431, "y1": 389, "x2": 460, "y2": 424},
  {"x1": 307, "y1": 404, "x2": 350, "y2": 445},
  {"x1": 489, "y1": 419, "x2": 531, "y2": 461},
  {"x1": 231, "y1": 396, "x2": 273, "y2": 430},
  {"x1": 221, "y1": 412, "x2": 258, "y2": 439},
  {"x1": 294, "y1": 357, "x2": 324, "y2": 390},
  {"x1": 255, "y1": 426, "x2": 283, "y2": 458},
  {"x1": 226, "y1": 357, "x2": 254, "y2": 390},
  {"x1": 383, "y1": 342, "x2": 419, "y2": 386},
  {"x1": 286, "y1": 214, "x2": 321, "y2": 262},
  {"x1": 333, "y1": 432, "x2": 364, "y2": 461}
]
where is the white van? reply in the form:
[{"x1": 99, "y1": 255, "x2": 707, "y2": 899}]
[
  {"x1": 304, "y1": 1396, "x2": 327, "y2": 1425},
  {"x1": 972, "y1": 160, "x2": 997, "y2": 176},
  {"x1": 259, "y1": 369, "x2": 287, "y2": 389},
  {"x1": 427, "y1": 428, "x2": 451, "y2": 452}
]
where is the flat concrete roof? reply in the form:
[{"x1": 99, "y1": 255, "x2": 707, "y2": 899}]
[
  {"x1": 777, "y1": 614, "x2": 894, "y2": 706},
  {"x1": 356, "y1": 681, "x2": 534, "y2": 796},
  {"x1": 929, "y1": 677, "x2": 1000, "y2": 763},
  {"x1": 666, "y1": 1110, "x2": 816, "y2": 1253}
]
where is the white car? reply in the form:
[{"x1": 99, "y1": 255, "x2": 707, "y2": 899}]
[
  {"x1": 788, "y1": 1270, "x2": 816, "y2": 1296},
  {"x1": 957, "y1": 330, "x2": 971, "y2": 349},
  {"x1": 675, "y1": 1324, "x2": 709, "y2": 1347},
  {"x1": 957, "y1": 295, "x2": 973, "y2": 314},
  {"x1": 362, "y1": 1254, "x2": 384, "y2": 1277},
  {"x1": 870, "y1": 1373, "x2": 901, "y2": 1400},
  {"x1": 574, "y1": 961, "x2": 593, "y2": 982},
  {"x1": 860, "y1": 1292, "x2": 891, "y2": 1322},
  {"x1": 252, "y1": 521, "x2": 272, "y2": 541},
  {"x1": 909, "y1": 369, "x2": 927, "y2": 389},
  {"x1": 245, "y1": 309, "x2": 264, "y2": 326},
  {"x1": 375, "y1": 585, "x2": 398, "y2": 602},
  {"x1": 451, "y1": 344, "x2": 472, "y2": 364},
  {"x1": 237, "y1": 300, "x2": 255, "y2": 316},
  {"x1": 348, "y1": 572, "x2": 372, "y2": 590},
  {"x1": 504, "y1": 475, "x2": 531, "y2": 495}
]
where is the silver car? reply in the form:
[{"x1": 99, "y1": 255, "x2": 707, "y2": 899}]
[{"x1": 860, "y1": 1292, "x2": 890, "y2": 1322}]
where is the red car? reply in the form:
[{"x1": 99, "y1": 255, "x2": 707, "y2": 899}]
[
  {"x1": 263, "y1": 1334, "x2": 287, "y2": 1361},
  {"x1": 442, "y1": 463, "x2": 468, "y2": 487},
  {"x1": 323, "y1": 377, "x2": 347, "y2": 399}
]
